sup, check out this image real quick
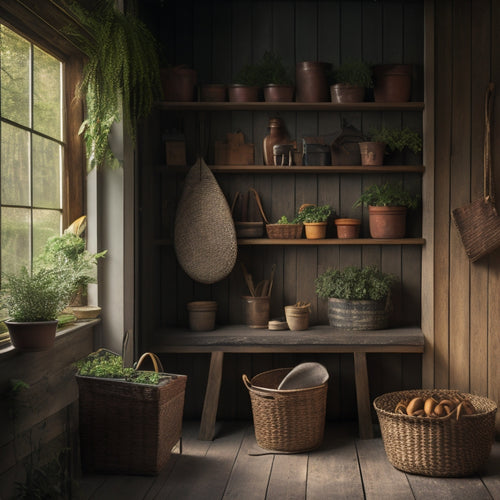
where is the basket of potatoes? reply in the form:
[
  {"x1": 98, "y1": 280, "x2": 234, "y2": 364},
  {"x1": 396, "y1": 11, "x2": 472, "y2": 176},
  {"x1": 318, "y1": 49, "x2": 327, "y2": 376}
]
[{"x1": 373, "y1": 389, "x2": 497, "y2": 477}]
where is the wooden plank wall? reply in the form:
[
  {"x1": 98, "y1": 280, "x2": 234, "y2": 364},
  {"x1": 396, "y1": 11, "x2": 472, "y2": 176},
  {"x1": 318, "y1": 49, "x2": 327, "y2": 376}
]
[
  {"x1": 429, "y1": 0, "x2": 500, "y2": 435},
  {"x1": 0, "y1": 327, "x2": 94, "y2": 498},
  {"x1": 139, "y1": 0, "x2": 425, "y2": 420}
]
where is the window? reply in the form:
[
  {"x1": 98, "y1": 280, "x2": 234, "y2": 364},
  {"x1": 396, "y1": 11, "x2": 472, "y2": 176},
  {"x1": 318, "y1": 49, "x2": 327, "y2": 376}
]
[{"x1": 1, "y1": 24, "x2": 64, "y2": 277}]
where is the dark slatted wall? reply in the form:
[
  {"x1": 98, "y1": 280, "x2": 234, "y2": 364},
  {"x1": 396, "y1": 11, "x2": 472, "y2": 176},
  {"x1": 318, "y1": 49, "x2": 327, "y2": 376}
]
[{"x1": 138, "y1": 0, "x2": 424, "y2": 419}]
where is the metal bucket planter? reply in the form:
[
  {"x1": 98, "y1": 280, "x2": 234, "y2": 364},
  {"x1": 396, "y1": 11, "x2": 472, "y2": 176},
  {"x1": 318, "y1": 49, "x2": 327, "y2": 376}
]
[
  {"x1": 327, "y1": 297, "x2": 390, "y2": 330},
  {"x1": 330, "y1": 83, "x2": 365, "y2": 103},
  {"x1": 359, "y1": 141, "x2": 386, "y2": 166}
]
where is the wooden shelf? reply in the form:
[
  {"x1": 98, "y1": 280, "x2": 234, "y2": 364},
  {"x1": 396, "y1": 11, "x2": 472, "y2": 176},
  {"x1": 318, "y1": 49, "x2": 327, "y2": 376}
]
[
  {"x1": 156, "y1": 101, "x2": 425, "y2": 112},
  {"x1": 154, "y1": 237, "x2": 425, "y2": 246},
  {"x1": 159, "y1": 164, "x2": 425, "y2": 174}
]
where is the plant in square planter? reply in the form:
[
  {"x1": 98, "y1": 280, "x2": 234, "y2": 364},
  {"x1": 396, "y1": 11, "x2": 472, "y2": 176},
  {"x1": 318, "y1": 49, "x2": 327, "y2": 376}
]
[
  {"x1": 353, "y1": 182, "x2": 420, "y2": 239},
  {"x1": 266, "y1": 215, "x2": 304, "y2": 239},
  {"x1": 315, "y1": 265, "x2": 395, "y2": 330},
  {"x1": 330, "y1": 59, "x2": 372, "y2": 103},
  {"x1": 75, "y1": 350, "x2": 187, "y2": 475},
  {"x1": 294, "y1": 204, "x2": 335, "y2": 239},
  {"x1": 369, "y1": 127, "x2": 422, "y2": 165},
  {"x1": 1, "y1": 266, "x2": 76, "y2": 352}
]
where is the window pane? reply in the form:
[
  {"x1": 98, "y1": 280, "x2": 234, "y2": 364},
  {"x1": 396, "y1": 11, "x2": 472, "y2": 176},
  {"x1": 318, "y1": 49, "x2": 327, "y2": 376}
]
[
  {"x1": 33, "y1": 135, "x2": 62, "y2": 209},
  {"x1": 1, "y1": 123, "x2": 30, "y2": 206},
  {"x1": 33, "y1": 46, "x2": 62, "y2": 140},
  {"x1": 0, "y1": 25, "x2": 30, "y2": 127},
  {"x1": 1, "y1": 207, "x2": 30, "y2": 275},
  {"x1": 33, "y1": 209, "x2": 61, "y2": 259}
]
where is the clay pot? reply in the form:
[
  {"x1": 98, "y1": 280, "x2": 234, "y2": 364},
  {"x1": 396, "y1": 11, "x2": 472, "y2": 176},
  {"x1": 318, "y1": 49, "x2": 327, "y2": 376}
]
[
  {"x1": 368, "y1": 206, "x2": 407, "y2": 238},
  {"x1": 295, "y1": 61, "x2": 330, "y2": 102},
  {"x1": 304, "y1": 222, "x2": 328, "y2": 239},
  {"x1": 228, "y1": 84, "x2": 260, "y2": 102},
  {"x1": 264, "y1": 84, "x2": 294, "y2": 102},
  {"x1": 284, "y1": 305, "x2": 310, "y2": 331},
  {"x1": 359, "y1": 141, "x2": 386, "y2": 166},
  {"x1": 373, "y1": 64, "x2": 412, "y2": 102},
  {"x1": 335, "y1": 218, "x2": 361, "y2": 239},
  {"x1": 161, "y1": 66, "x2": 197, "y2": 102},
  {"x1": 5, "y1": 320, "x2": 58, "y2": 352},
  {"x1": 187, "y1": 301, "x2": 217, "y2": 331},
  {"x1": 200, "y1": 84, "x2": 226, "y2": 102},
  {"x1": 330, "y1": 83, "x2": 365, "y2": 103}
]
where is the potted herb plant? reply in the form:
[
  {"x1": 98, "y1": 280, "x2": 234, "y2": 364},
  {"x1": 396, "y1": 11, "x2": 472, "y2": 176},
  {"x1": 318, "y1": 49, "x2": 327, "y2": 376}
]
[
  {"x1": 259, "y1": 51, "x2": 295, "y2": 102},
  {"x1": 353, "y1": 182, "x2": 419, "y2": 238},
  {"x1": 266, "y1": 215, "x2": 304, "y2": 239},
  {"x1": 358, "y1": 128, "x2": 387, "y2": 166},
  {"x1": 294, "y1": 204, "x2": 334, "y2": 239},
  {"x1": 369, "y1": 127, "x2": 423, "y2": 164},
  {"x1": 229, "y1": 62, "x2": 263, "y2": 102},
  {"x1": 315, "y1": 265, "x2": 395, "y2": 330},
  {"x1": 330, "y1": 59, "x2": 372, "y2": 103},
  {"x1": 1, "y1": 266, "x2": 75, "y2": 351},
  {"x1": 75, "y1": 349, "x2": 187, "y2": 474}
]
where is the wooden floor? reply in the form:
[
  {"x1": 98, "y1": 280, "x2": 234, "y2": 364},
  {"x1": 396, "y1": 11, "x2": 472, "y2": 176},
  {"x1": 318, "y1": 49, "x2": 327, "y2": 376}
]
[{"x1": 79, "y1": 420, "x2": 500, "y2": 500}]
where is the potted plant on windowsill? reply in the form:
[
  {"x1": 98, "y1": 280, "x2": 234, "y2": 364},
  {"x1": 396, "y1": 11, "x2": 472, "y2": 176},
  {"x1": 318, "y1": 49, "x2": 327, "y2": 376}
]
[
  {"x1": 330, "y1": 59, "x2": 372, "y2": 103},
  {"x1": 1, "y1": 266, "x2": 75, "y2": 351},
  {"x1": 315, "y1": 265, "x2": 395, "y2": 330},
  {"x1": 353, "y1": 182, "x2": 420, "y2": 238},
  {"x1": 294, "y1": 204, "x2": 334, "y2": 239},
  {"x1": 369, "y1": 127, "x2": 422, "y2": 165}
]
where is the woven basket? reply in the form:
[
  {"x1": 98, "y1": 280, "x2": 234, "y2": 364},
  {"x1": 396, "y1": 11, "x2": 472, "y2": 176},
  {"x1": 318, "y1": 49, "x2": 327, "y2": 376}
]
[
  {"x1": 266, "y1": 223, "x2": 303, "y2": 239},
  {"x1": 242, "y1": 367, "x2": 328, "y2": 452},
  {"x1": 77, "y1": 352, "x2": 187, "y2": 475},
  {"x1": 373, "y1": 389, "x2": 497, "y2": 477}
]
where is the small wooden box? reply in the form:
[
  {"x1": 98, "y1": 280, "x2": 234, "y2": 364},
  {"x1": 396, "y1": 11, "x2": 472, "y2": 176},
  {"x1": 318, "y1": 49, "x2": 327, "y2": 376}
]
[{"x1": 215, "y1": 132, "x2": 254, "y2": 165}]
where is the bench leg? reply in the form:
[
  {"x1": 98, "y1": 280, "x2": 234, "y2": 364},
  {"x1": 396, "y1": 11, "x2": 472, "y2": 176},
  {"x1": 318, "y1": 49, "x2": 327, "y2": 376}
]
[
  {"x1": 198, "y1": 351, "x2": 224, "y2": 440},
  {"x1": 353, "y1": 352, "x2": 374, "y2": 439}
]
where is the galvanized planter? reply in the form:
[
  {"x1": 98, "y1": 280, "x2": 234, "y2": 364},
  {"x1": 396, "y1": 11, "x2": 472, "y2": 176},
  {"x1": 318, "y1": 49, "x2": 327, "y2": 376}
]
[{"x1": 327, "y1": 297, "x2": 390, "y2": 330}]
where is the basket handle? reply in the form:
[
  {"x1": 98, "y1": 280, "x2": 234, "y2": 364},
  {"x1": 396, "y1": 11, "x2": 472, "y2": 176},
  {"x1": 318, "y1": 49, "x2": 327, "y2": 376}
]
[
  {"x1": 242, "y1": 374, "x2": 276, "y2": 400},
  {"x1": 135, "y1": 352, "x2": 164, "y2": 373},
  {"x1": 248, "y1": 188, "x2": 270, "y2": 224}
]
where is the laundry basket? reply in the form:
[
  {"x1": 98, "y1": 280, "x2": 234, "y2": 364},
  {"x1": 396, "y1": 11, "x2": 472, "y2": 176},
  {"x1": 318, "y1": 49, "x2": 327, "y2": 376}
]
[
  {"x1": 242, "y1": 367, "x2": 328, "y2": 452},
  {"x1": 373, "y1": 389, "x2": 497, "y2": 477}
]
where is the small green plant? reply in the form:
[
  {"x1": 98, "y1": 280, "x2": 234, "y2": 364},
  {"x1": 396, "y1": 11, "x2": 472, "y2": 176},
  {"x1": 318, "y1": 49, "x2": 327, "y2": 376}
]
[
  {"x1": 75, "y1": 350, "x2": 161, "y2": 385},
  {"x1": 353, "y1": 182, "x2": 419, "y2": 209},
  {"x1": 276, "y1": 215, "x2": 294, "y2": 224},
  {"x1": 335, "y1": 59, "x2": 372, "y2": 87},
  {"x1": 1, "y1": 266, "x2": 76, "y2": 322},
  {"x1": 235, "y1": 51, "x2": 293, "y2": 87},
  {"x1": 315, "y1": 265, "x2": 395, "y2": 301},
  {"x1": 294, "y1": 204, "x2": 334, "y2": 223},
  {"x1": 369, "y1": 127, "x2": 422, "y2": 153}
]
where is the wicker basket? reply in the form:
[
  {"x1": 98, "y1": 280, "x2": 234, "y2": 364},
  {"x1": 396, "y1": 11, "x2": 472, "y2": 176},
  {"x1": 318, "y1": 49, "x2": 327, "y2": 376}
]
[
  {"x1": 77, "y1": 355, "x2": 187, "y2": 475},
  {"x1": 242, "y1": 367, "x2": 328, "y2": 452},
  {"x1": 266, "y1": 223, "x2": 303, "y2": 239},
  {"x1": 373, "y1": 389, "x2": 497, "y2": 477}
]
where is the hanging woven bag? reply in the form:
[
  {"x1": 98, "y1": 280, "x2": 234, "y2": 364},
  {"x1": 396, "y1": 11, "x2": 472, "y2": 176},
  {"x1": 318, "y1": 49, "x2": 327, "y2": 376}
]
[{"x1": 174, "y1": 157, "x2": 237, "y2": 284}]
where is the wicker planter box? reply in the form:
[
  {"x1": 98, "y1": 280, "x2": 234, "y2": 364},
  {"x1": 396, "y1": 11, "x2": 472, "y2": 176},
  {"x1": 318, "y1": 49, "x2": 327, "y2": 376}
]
[
  {"x1": 266, "y1": 223, "x2": 303, "y2": 239},
  {"x1": 374, "y1": 389, "x2": 497, "y2": 477},
  {"x1": 77, "y1": 372, "x2": 187, "y2": 475}
]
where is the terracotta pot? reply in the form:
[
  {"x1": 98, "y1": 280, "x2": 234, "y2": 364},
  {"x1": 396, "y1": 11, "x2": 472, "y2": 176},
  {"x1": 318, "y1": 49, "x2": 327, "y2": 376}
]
[
  {"x1": 359, "y1": 141, "x2": 386, "y2": 166},
  {"x1": 243, "y1": 296, "x2": 270, "y2": 329},
  {"x1": 368, "y1": 205, "x2": 407, "y2": 238},
  {"x1": 304, "y1": 222, "x2": 328, "y2": 239},
  {"x1": 263, "y1": 84, "x2": 294, "y2": 102},
  {"x1": 335, "y1": 218, "x2": 361, "y2": 239},
  {"x1": 327, "y1": 297, "x2": 390, "y2": 330},
  {"x1": 373, "y1": 64, "x2": 412, "y2": 102},
  {"x1": 228, "y1": 84, "x2": 260, "y2": 102},
  {"x1": 295, "y1": 61, "x2": 330, "y2": 102},
  {"x1": 200, "y1": 84, "x2": 226, "y2": 102},
  {"x1": 187, "y1": 301, "x2": 217, "y2": 331},
  {"x1": 161, "y1": 66, "x2": 197, "y2": 102},
  {"x1": 284, "y1": 305, "x2": 310, "y2": 331},
  {"x1": 330, "y1": 83, "x2": 365, "y2": 103},
  {"x1": 5, "y1": 319, "x2": 58, "y2": 352}
]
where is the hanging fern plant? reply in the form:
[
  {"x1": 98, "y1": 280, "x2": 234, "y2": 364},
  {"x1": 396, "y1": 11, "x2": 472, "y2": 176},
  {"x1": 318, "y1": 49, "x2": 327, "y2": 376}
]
[{"x1": 66, "y1": 0, "x2": 162, "y2": 171}]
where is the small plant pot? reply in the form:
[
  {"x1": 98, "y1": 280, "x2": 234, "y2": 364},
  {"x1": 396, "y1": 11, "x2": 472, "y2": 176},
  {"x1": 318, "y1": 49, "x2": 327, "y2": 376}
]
[
  {"x1": 284, "y1": 305, "x2": 310, "y2": 331},
  {"x1": 373, "y1": 64, "x2": 412, "y2": 103},
  {"x1": 200, "y1": 84, "x2": 226, "y2": 102},
  {"x1": 304, "y1": 222, "x2": 328, "y2": 239},
  {"x1": 5, "y1": 319, "x2": 58, "y2": 352},
  {"x1": 335, "y1": 218, "x2": 361, "y2": 239},
  {"x1": 161, "y1": 66, "x2": 197, "y2": 102},
  {"x1": 187, "y1": 301, "x2": 217, "y2": 331},
  {"x1": 243, "y1": 296, "x2": 270, "y2": 329},
  {"x1": 368, "y1": 205, "x2": 407, "y2": 239},
  {"x1": 330, "y1": 83, "x2": 365, "y2": 103},
  {"x1": 228, "y1": 84, "x2": 260, "y2": 102},
  {"x1": 263, "y1": 84, "x2": 294, "y2": 102},
  {"x1": 359, "y1": 141, "x2": 386, "y2": 166}
]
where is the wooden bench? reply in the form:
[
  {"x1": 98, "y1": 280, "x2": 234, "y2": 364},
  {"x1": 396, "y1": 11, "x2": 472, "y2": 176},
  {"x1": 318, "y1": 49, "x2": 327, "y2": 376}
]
[{"x1": 151, "y1": 325, "x2": 424, "y2": 441}]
